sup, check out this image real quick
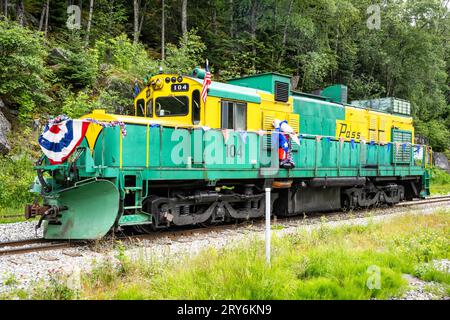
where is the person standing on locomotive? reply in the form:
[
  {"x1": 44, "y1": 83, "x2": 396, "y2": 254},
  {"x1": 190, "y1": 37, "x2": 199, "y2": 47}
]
[{"x1": 273, "y1": 119, "x2": 295, "y2": 169}]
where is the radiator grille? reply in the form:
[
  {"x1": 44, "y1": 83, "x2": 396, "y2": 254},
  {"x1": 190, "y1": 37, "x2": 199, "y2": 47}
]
[
  {"x1": 274, "y1": 81, "x2": 289, "y2": 102},
  {"x1": 392, "y1": 130, "x2": 412, "y2": 164}
]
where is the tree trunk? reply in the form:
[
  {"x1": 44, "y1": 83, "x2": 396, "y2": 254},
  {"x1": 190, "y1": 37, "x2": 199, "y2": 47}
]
[
  {"x1": 85, "y1": 0, "x2": 94, "y2": 47},
  {"x1": 250, "y1": 0, "x2": 258, "y2": 66},
  {"x1": 16, "y1": 0, "x2": 24, "y2": 25},
  {"x1": 161, "y1": 0, "x2": 165, "y2": 60},
  {"x1": 271, "y1": 2, "x2": 278, "y2": 64},
  {"x1": 3, "y1": 0, "x2": 7, "y2": 19},
  {"x1": 44, "y1": 0, "x2": 49, "y2": 39},
  {"x1": 133, "y1": 0, "x2": 140, "y2": 44},
  {"x1": 277, "y1": 0, "x2": 294, "y2": 67},
  {"x1": 211, "y1": 0, "x2": 217, "y2": 35},
  {"x1": 38, "y1": 2, "x2": 46, "y2": 31},
  {"x1": 229, "y1": 0, "x2": 233, "y2": 38},
  {"x1": 181, "y1": 0, "x2": 187, "y2": 36},
  {"x1": 138, "y1": 0, "x2": 147, "y2": 40}
]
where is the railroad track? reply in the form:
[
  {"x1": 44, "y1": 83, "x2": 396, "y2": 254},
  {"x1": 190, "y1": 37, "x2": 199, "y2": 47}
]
[
  {"x1": 117, "y1": 194, "x2": 450, "y2": 244},
  {"x1": 399, "y1": 195, "x2": 450, "y2": 207},
  {"x1": 1, "y1": 195, "x2": 449, "y2": 257},
  {"x1": 0, "y1": 238, "x2": 79, "y2": 257}
]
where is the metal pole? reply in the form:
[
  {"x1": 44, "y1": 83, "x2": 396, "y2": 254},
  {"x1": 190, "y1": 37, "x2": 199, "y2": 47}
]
[{"x1": 265, "y1": 187, "x2": 271, "y2": 265}]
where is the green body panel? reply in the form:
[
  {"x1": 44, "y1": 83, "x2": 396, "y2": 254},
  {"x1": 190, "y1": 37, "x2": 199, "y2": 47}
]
[
  {"x1": 321, "y1": 84, "x2": 348, "y2": 104},
  {"x1": 39, "y1": 122, "x2": 428, "y2": 240},
  {"x1": 43, "y1": 180, "x2": 119, "y2": 240},
  {"x1": 226, "y1": 73, "x2": 291, "y2": 94},
  {"x1": 77, "y1": 125, "x2": 426, "y2": 183},
  {"x1": 293, "y1": 95, "x2": 346, "y2": 136},
  {"x1": 119, "y1": 213, "x2": 151, "y2": 226},
  {"x1": 190, "y1": 78, "x2": 262, "y2": 103}
]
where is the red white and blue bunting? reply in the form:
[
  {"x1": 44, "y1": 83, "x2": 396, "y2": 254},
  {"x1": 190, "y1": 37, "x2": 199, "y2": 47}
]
[
  {"x1": 38, "y1": 115, "x2": 127, "y2": 165},
  {"x1": 38, "y1": 116, "x2": 90, "y2": 165}
]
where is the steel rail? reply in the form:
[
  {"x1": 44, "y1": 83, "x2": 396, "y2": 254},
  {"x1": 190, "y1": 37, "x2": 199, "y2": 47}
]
[{"x1": 0, "y1": 239, "x2": 80, "y2": 257}]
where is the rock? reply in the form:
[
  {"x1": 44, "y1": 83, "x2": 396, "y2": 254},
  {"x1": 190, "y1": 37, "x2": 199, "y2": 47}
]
[
  {"x1": 0, "y1": 104, "x2": 11, "y2": 155},
  {"x1": 48, "y1": 47, "x2": 69, "y2": 65},
  {"x1": 433, "y1": 152, "x2": 450, "y2": 173}
]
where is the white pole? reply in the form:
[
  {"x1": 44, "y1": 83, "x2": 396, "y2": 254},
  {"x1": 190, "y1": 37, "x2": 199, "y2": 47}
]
[{"x1": 265, "y1": 187, "x2": 271, "y2": 265}]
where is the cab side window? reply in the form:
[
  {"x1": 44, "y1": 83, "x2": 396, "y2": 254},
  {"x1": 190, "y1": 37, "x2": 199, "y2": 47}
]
[
  {"x1": 221, "y1": 100, "x2": 246, "y2": 130},
  {"x1": 136, "y1": 99, "x2": 145, "y2": 117},
  {"x1": 192, "y1": 90, "x2": 201, "y2": 125},
  {"x1": 146, "y1": 99, "x2": 153, "y2": 117}
]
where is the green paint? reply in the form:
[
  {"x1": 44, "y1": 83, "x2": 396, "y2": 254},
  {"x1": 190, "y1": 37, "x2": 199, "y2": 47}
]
[
  {"x1": 119, "y1": 213, "x2": 151, "y2": 226},
  {"x1": 321, "y1": 84, "x2": 348, "y2": 104},
  {"x1": 292, "y1": 95, "x2": 345, "y2": 136},
  {"x1": 227, "y1": 72, "x2": 291, "y2": 95},
  {"x1": 38, "y1": 120, "x2": 428, "y2": 240},
  {"x1": 189, "y1": 77, "x2": 262, "y2": 103},
  {"x1": 43, "y1": 180, "x2": 119, "y2": 240}
]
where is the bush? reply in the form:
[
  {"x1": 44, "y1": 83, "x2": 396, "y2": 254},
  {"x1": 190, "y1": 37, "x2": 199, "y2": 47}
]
[
  {"x1": 53, "y1": 47, "x2": 99, "y2": 89},
  {"x1": 0, "y1": 20, "x2": 50, "y2": 122},
  {"x1": 415, "y1": 120, "x2": 450, "y2": 152},
  {"x1": 0, "y1": 155, "x2": 35, "y2": 210},
  {"x1": 165, "y1": 30, "x2": 206, "y2": 75},
  {"x1": 95, "y1": 34, "x2": 159, "y2": 78},
  {"x1": 61, "y1": 91, "x2": 93, "y2": 119}
]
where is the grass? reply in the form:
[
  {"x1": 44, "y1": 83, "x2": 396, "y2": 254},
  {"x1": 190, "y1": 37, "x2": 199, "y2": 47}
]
[
  {"x1": 3, "y1": 209, "x2": 448, "y2": 300},
  {"x1": 0, "y1": 207, "x2": 27, "y2": 223},
  {"x1": 430, "y1": 167, "x2": 450, "y2": 195}
]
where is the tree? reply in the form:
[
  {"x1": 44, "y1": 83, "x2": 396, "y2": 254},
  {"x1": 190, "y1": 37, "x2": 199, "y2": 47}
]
[
  {"x1": 85, "y1": 0, "x2": 94, "y2": 47},
  {"x1": 2, "y1": 0, "x2": 7, "y2": 19},
  {"x1": 16, "y1": 0, "x2": 24, "y2": 26},
  {"x1": 277, "y1": 0, "x2": 294, "y2": 67},
  {"x1": 44, "y1": 0, "x2": 49, "y2": 39},
  {"x1": 181, "y1": 0, "x2": 187, "y2": 36},
  {"x1": 0, "y1": 20, "x2": 50, "y2": 122},
  {"x1": 133, "y1": 0, "x2": 147, "y2": 44},
  {"x1": 165, "y1": 30, "x2": 206, "y2": 74},
  {"x1": 38, "y1": 2, "x2": 46, "y2": 31},
  {"x1": 161, "y1": 0, "x2": 165, "y2": 60}
]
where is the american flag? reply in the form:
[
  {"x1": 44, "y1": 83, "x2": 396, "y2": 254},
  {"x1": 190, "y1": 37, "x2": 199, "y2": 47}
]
[{"x1": 201, "y1": 60, "x2": 212, "y2": 103}]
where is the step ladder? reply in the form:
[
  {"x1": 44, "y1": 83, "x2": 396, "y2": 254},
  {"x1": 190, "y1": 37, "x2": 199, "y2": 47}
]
[
  {"x1": 119, "y1": 171, "x2": 152, "y2": 226},
  {"x1": 420, "y1": 170, "x2": 431, "y2": 197}
]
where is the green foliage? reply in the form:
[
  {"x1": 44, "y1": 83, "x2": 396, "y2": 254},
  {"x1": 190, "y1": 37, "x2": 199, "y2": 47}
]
[
  {"x1": 0, "y1": 20, "x2": 50, "y2": 122},
  {"x1": 54, "y1": 46, "x2": 99, "y2": 89},
  {"x1": 0, "y1": 155, "x2": 35, "y2": 210},
  {"x1": 297, "y1": 51, "x2": 337, "y2": 92},
  {"x1": 61, "y1": 91, "x2": 94, "y2": 119},
  {"x1": 415, "y1": 120, "x2": 450, "y2": 152},
  {"x1": 165, "y1": 30, "x2": 206, "y2": 75},
  {"x1": 430, "y1": 167, "x2": 450, "y2": 195},
  {"x1": 414, "y1": 263, "x2": 450, "y2": 285},
  {"x1": 95, "y1": 34, "x2": 159, "y2": 78},
  {"x1": 32, "y1": 275, "x2": 78, "y2": 300}
]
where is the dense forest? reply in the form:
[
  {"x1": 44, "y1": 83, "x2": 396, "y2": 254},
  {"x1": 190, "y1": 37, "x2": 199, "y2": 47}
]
[{"x1": 0, "y1": 0, "x2": 449, "y2": 208}]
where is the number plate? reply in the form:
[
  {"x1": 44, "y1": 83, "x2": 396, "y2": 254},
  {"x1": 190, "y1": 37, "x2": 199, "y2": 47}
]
[{"x1": 171, "y1": 83, "x2": 189, "y2": 92}]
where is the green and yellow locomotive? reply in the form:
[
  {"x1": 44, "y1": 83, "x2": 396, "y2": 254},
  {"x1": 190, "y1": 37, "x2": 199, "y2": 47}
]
[{"x1": 26, "y1": 70, "x2": 432, "y2": 240}]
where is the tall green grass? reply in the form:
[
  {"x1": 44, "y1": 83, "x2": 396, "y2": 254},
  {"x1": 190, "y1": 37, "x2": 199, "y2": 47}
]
[
  {"x1": 6, "y1": 210, "x2": 447, "y2": 300},
  {"x1": 430, "y1": 167, "x2": 450, "y2": 195}
]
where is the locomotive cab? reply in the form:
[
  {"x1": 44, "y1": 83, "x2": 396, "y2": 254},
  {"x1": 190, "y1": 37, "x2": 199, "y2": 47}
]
[{"x1": 134, "y1": 73, "x2": 203, "y2": 127}]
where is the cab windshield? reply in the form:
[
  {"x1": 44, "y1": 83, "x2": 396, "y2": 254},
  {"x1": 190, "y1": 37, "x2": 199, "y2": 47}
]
[{"x1": 155, "y1": 96, "x2": 189, "y2": 117}]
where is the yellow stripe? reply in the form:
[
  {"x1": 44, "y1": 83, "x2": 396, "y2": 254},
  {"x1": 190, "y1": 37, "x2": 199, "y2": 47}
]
[
  {"x1": 119, "y1": 129, "x2": 123, "y2": 169},
  {"x1": 146, "y1": 123, "x2": 150, "y2": 168}
]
